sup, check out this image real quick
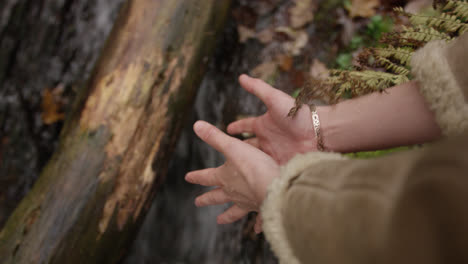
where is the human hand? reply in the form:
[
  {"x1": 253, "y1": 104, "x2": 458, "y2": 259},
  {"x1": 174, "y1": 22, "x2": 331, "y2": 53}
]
[
  {"x1": 227, "y1": 74, "x2": 317, "y2": 165},
  {"x1": 185, "y1": 120, "x2": 279, "y2": 229}
]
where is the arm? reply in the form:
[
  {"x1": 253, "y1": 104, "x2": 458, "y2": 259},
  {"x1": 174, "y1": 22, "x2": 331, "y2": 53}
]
[
  {"x1": 262, "y1": 133, "x2": 468, "y2": 264},
  {"x1": 318, "y1": 32, "x2": 468, "y2": 153},
  {"x1": 317, "y1": 80, "x2": 442, "y2": 153},
  {"x1": 261, "y1": 34, "x2": 468, "y2": 263},
  {"x1": 227, "y1": 76, "x2": 442, "y2": 163},
  {"x1": 229, "y1": 33, "x2": 468, "y2": 161}
]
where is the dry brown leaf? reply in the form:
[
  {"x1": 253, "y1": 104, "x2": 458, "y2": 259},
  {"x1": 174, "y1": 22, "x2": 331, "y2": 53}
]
[
  {"x1": 256, "y1": 27, "x2": 275, "y2": 44},
  {"x1": 237, "y1": 25, "x2": 256, "y2": 43},
  {"x1": 41, "y1": 86, "x2": 65, "y2": 125},
  {"x1": 348, "y1": 0, "x2": 380, "y2": 18},
  {"x1": 310, "y1": 59, "x2": 329, "y2": 80},
  {"x1": 290, "y1": 70, "x2": 306, "y2": 88},
  {"x1": 250, "y1": 61, "x2": 278, "y2": 81},
  {"x1": 405, "y1": 0, "x2": 432, "y2": 14},
  {"x1": 277, "y1": 54, "x2": 294, "y2": 72},
  {"x1": 276, "y1": 27, "x2": 309, "y2": 55},
  {"x1": 275, "y1": 26, "x2": 298, "y2": 38},
  {"x1": 289, "y1": 0, "x2": 315, "y2": 28}
]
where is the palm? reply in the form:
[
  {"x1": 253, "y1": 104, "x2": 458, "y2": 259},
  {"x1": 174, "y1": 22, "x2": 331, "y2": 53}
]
[
  {"x1": 185, "y1": 121, "x2": 279, "y2": 231},
  {"x1": 228, "y1": 75, "x2": 317, "y2": 164}
]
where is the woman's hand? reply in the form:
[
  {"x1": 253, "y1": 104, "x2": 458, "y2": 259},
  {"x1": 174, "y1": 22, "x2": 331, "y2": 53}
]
[
  {"x1": 185, "y1": 120, "x2": 279, "y2": 228},
  {"x1": 227, "y1": 74, "x2": 317, "y2": 165}
]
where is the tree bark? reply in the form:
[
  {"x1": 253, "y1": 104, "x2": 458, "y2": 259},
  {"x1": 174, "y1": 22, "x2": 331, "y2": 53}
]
[
  {"x1": 0, "y1": 0, "x2": 125, "y2": 228},
  {"x1": 0, "y1": 0, "x2": 231, "y2": 263}
]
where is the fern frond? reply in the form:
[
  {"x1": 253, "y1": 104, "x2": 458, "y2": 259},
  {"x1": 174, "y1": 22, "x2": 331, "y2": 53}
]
[
  {"x1": 330, "y1": 70, "x2": 409, "y2": 94},
  {"x1": 375, "y1": 56, "x2": 411, "y2": 75},
  {"x1": 340, "y1": 70, "x2": 409, "y2": 86},
  {"x1": 374, "y1": 47, "x2": 413, "y2": 66},
  {"x1": 461, "y1": 23, "x2": 468, "y2": 33},
  {"x1": 400, "y1": 26, "x2": 451, "y2": 41},
  {"x1": 393, "y1": 6, "x2": 406, "y2": 14},
  {"x1": 444, "y1": 0, "x2": 468, "y2": 22},
  {"x1": 395, "y1": 5, "x2": 466, "y2": 33},
  {"x1": 410, "y1": 13, "x2": 465, "y2": 32},
  {"x1": 291, "y1": 1, "x2": 467, "y2": 117}
]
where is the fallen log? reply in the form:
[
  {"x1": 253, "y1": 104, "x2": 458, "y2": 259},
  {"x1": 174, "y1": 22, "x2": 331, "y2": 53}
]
[{"x1": 0, "y1": 0, "x2": 231, "y2": 263}]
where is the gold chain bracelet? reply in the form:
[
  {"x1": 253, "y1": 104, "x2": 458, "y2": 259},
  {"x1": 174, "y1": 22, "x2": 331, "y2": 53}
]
[{"x1": 309, "y1": 104, "x2": 325, "y2": 151}]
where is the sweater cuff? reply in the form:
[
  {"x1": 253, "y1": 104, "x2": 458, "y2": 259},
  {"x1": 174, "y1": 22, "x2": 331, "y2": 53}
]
[
  {"x1": 411, "y1": 40, "x2": 468, "y2": 137},
  {"x1": 261, "y1": 152, "x2": 346, "y2": 264}
]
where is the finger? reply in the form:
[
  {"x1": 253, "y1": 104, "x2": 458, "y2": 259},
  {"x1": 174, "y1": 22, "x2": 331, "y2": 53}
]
[
  {"x1": 227, "y1": 117, "x2": 256, "y2": 135},
  {"x1": 217, "y1": 205, "x2": 248, "y2": 225},
  {"x1": 244, "y1": 138, "x2": 260, "y2": 148},
  {"x1": 254, "y1": 214, "x2": 263, "y2": 234},
  {"x1": 195, "y1": 188, "x2": 230, "y2": 207},
  {"x1": 194, "y1": 120, "x2": 241, "y2": 156},
  {"x1": 185, "y1": 168, "x2": 222, "y2": 187},
  {"x1": 239, "y1": 74, "x2": 287, "y2": 109}
]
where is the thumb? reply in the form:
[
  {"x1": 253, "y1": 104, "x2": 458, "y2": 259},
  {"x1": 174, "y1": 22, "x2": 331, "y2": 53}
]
[{"x1": 239, "y1": 74, "x2": 289, "y2": 110}]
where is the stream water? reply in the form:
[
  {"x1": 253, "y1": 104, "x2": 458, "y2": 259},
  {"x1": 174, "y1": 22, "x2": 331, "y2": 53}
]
[
  {"x1": 124, "y1": 18, "x2": 278, "y2": 264},
  {"x1": 1, "y1": 0, "x2": 340, "y2": 262}
]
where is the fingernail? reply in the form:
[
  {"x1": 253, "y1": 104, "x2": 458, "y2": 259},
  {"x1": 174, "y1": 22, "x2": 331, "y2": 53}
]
[
  {"x1": 193, "y1": 121, "x2": 203, "y2": 132},
  {"x1": 185, "y1": 173, "x2": 193, "y2": 182}
]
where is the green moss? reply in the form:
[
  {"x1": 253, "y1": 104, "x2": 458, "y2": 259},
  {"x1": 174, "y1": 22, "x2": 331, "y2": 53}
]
[{"x1": 345, "y1": 146, "x2": 412, "y2": 159}]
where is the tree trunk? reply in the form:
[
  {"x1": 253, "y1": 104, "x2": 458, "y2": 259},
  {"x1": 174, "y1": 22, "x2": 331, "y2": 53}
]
[
  {"x1": 0, "y1": 0, "x2": 231, "y2": 263},
  {"x1": 0, "y1": 0, "x2": 125, "y2": 228}
]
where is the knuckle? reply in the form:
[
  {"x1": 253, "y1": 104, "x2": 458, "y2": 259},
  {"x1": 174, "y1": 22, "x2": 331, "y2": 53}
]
[
  {"x1": 253, "y1": 77, "x2": 264, "y2": 85},
  {"x1": 222, "y1": 139, "x2": 233, "y2": 150},
  {"x1": 203, "y1": 126, "x2": 216, "y2": 142},
  {"x1": 207, "y1": 192, "x2": 217, "y2": 204},
  {"x1": 252, "y1": 119, "x2": 260, "y2": 134},
  {"x1": 225, "y1": 210, "x2": 234, "y2": 221}
]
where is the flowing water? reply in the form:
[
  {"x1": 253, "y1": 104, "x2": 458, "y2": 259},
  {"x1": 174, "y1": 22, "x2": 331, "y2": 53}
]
[
  {"x1": 1, "y1": 0, "x2": 340, "y2": 262},
  {"x1": 124, "y1": 19, "x2": 278, "y2": 264}
]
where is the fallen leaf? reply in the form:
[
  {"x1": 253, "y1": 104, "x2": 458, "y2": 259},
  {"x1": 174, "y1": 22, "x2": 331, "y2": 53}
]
[
  {"x1": 276, "y1": 27, "x2": 309, "y2": 55},
  {"x1": 289, "y1": 0, "x2": 315, "y2": 28},
  {"x1": 347, "y1": 0, "x2": 380, "y2": 18},
  {"x1": 275, "y1": 26, "x2": 297, "y2": 38},
  {"x1": 277, "y1": 54, "x2": 294, "y2": 72},
  {"x1": 256, "y1": 27, "x2": 275, "y2": 44},
  {"x1": 310, "y1": 59, "x2": 329, "y2": 80},
  {"x1": 41, "y1": 86, "x2": 65, "y2": 125},
  {"x1": 237, "y1": 25, "x2": 256, "y2": 43},
  {"x1": 404, "y1": 0, "x2": 432, "y2": 14},
  {"x1": 232, "y1": 6, "x2": 258, "y2": 28},
  {"x1": 250, "y1": 61, "x2": 278, "y2": 82},
  {"x1": 251, "y1": 0, "x2": 277, "y2": 16},
  {"x1": 290, "y1": 70, "x2": 305, "y2": 87}
]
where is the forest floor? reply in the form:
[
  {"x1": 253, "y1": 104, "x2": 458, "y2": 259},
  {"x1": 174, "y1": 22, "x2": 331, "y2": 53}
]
[
  {"x1": 0, "y1": 0, "x2": 433, "y2": 256},
  {"x1": 230, "y1": 0, "x2": 431, "y2": 96}
]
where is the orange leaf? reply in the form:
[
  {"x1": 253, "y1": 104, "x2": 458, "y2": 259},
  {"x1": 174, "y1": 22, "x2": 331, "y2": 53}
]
[
  {"x1": 278, "y1": 55, "x2": 294, "y2": 72},
  {"x1": 41, "y1": 87, "x2": 64, "y2": 125},
  {"x1": 237, "y1": 25, "x2": 256, "y2": 43},
  {"x1": 289, "y1": 0, "x2": 315, "y2": 28},
  {"x1": 310, "y1": 59, "x2": 329, "y2": 80},
  {"x1": 250, "y1": 61, "x2": 278, "y2": 83},
  {"x1": 348, "y1": 0, "x2": 380, "y2": 18}
]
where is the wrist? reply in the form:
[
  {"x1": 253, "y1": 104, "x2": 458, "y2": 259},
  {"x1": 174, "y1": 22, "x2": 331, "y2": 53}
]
[{"x1": 316, "y1": 105, "x2": 348, "y2": 153}]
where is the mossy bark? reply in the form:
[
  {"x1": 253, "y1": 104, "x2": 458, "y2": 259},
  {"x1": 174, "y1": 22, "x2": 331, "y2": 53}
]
[{"x1": 0, "y1": 0, "x2": 231, "y2": 263}]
